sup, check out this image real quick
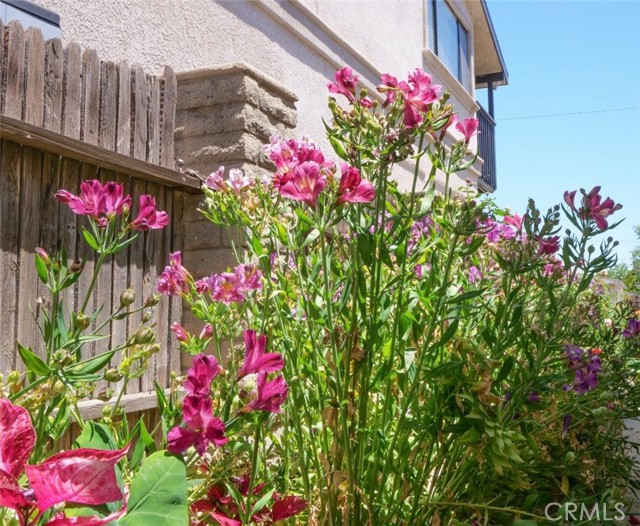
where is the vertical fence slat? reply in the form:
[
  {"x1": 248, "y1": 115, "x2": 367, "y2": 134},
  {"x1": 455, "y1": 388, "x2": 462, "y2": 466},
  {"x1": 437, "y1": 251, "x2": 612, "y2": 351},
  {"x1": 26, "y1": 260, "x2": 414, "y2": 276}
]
[
  {"x1": 81, "y1": 49, "x2": 100, "y2": 145},
  {"x1": 63, "y1": 42, "x2": 82, "y2": 139},
  {"x1": 24, "y1": 27, "x2": 45, "y2": 126},
  {"x1": 58, "y1": 158, "x2": 81, "y2": 317},
  {"x1": 99, "y1": 61, "x2": 117, "y2": 151},
  {"x1": 0, "y1": 18, "x2": 6, "y2": 114},
  {"x1": 16, "y1": 146, "x2": 44, "y2": 365},
  {"x1": 160, "y1": 66, "x2": 177, "y2": 168},
  {"x1": 116, "y1": 62, "x2": 131, "y2": 156},
  {"x1": 147, "y1": 75, "x2": 160, "y2": 165},
  {"x1": 0, "y1": 140, "x2": 21, "y2": 371},
  {"x1": 131, "y1": 65, "x2": 148, "y2": 161},
  {"x1": 168, "y1": 189, "x2": 183, "y2": 377},
  {"x1": 5, "y1": 20, "x2": 25, "y2": 119},
  {"x1": 156, "y1": 187, "x2": 173, "y2": 386},
  {"x1": 43, "y1": 38, "x2": 63, "y2": 133}
]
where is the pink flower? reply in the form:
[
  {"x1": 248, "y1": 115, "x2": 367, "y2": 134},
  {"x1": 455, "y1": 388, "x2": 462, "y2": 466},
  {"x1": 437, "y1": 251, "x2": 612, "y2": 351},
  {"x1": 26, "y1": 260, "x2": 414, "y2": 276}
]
[
  {"x1": 55, "y1": 180, "x2": 105, "y2": 219},
  {"x1": 279, "y1": 161, "x2": 327, "y2": 206},
  {"x1": 455, "y1": 118, "x2": 479, "y2": 144},
  {"x1": 246, "y1": 373, "x2": 288, "y2": 413},
  {"x1": 398, "y1": 69, "x2": 441, "y2": 128},
  {"x1": 583, "y1": 187, "x2": 622, "y2": 229},
  {"x1": 26, "y1": 446, "x2": 130, "y2": 513},
  {"x1": 237, "y1": 330, "x2": 284, "y2": 379},
  {"x1": 227, "y1": 169, "x2": 254, "y2": 193},
  {"x1": 130, "y1": 195, "x2": 170, "y2": 230},
  {"x1": 211, "y1": 272, "x2": 245, "y2": 304},
  {"x1": 167, "y1": 396, "x2": 227, "y2": 455},
  {"x1": 536, "y1": 235, "x2": 560, "y2": 255},
  {"x1": 184, "y1": 353, "x2": 222, "y2": 397},
  {"x1": 200, "y1": 323, "x2": 214, "y2": 339},
  {"x1": 376, "y1": 73, "x2": 399, "y2": 106},
  {"x1": 359, "y1": 97, "x2": 373, "y2": 108},
  {"x1": 103, "y1": 181, "x2": 131, "y2": 216},
  {"x1": 234, "y1": 264, "x2": 263, "y2": 291},
  {"x1": 503, "y1": 214, "x2": 523, "y2": 232},
  {"x1": 563, "y1": 190, "x2": 577, "y2": 211},
  {"x1": 468, "y1": 265, "x2": 482, "y2": 284},
  {"x1": 336, "y1": 164, "x2": 375, "y2": 206},
  {"x1": 171, "y1": 322, "x2": 189, "y2": 343},
  {"x1": 327, "y1": 66, "x2": 358, "y2": 102},
  {"x1": 157, "y1": 251, "x2": 191, "y2": 296},
  {"x1": 265, "y1": 135, "x2": 333, "y2": 186},
  {"x1": 206, "y1": 167, "x2": 228, "y2": 192}
]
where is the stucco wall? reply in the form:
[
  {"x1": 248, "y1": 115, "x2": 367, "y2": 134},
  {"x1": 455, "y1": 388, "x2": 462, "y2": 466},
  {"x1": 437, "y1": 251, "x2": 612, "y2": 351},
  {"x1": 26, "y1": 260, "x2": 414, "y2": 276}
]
[{"x1": 28, "y1": 0, "x2": 481, "y2": 190}]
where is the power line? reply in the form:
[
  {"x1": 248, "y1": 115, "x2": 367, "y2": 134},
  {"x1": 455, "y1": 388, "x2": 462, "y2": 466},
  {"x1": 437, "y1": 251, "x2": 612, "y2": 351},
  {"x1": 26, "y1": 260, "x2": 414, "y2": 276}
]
[{"x1": 500, "y1": 106, "x2": 639, "y2": 121}]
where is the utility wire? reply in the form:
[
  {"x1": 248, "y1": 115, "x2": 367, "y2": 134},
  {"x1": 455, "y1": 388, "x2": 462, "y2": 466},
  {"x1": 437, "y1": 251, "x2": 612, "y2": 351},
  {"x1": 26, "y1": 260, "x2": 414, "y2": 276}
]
[{"x1": 500, "y1": 106, "x2": 639, "y2": 121}]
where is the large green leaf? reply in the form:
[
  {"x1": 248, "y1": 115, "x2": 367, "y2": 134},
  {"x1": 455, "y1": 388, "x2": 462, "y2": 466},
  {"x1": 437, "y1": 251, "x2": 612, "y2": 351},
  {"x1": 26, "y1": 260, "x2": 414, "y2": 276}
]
[{"x1": 118, "y1": 451, "x2": 187, "y2": 526}]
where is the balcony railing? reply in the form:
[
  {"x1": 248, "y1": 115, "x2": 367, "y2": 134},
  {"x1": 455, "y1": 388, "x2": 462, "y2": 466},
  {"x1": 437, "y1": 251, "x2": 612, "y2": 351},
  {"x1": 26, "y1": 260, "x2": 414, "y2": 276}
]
[{"x1": 476, "y1": 104, "x2": 496, "y2": 193}]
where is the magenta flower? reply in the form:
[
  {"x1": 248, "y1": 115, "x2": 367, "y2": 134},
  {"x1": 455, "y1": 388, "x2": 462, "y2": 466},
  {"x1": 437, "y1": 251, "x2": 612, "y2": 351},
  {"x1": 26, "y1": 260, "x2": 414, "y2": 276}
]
[
  {"x1": 234, "y1": 263, "x2": 263, "y2": 291},
  {"x1": 563, "y1": 190, "x2": 577, "y2": 211},
  {"x1": 582, "y1": 186, "x2": 622, "y2": 229},
  {"x1": 468, "y1": 265, "x2": 482, "y2": 284},
  {"x1": 227, "y1": 169, "x2": 254, "y2": 193},
  {"x1": 246, "y1": 373, "x2": 288, "y2": 413},
  {"x1": 184, "y1": 353, "x2": 222, "y2": 397},
  {"x1": 130, "y1": 195, "x2": 170, "y2": 230},
  {"x1": 455, "y1": 117, "x2": 479, "y2": 145},
  {"x1": 103, "y1": 181, "x2": 131, "y2": 216},
  {"x1": 503, "y1": 214, "x2": 523, "y2": 232},
  {"x1": 279, "y1": 161, "x2": 327, "y2": 206},
  {"x1": 336, "y1": 164, "x2": 375, "y2": 206},
  {"x1": 55, "y1": 180, "x2": 131, "y2": 220},
  {"x1": 171, "y1": 322, "x2": 189, "y2": 343},
  {"x1": 200, "y1": 323, "x2": 214, "y2": 339},
  {"x1": 167, "y1": 395, "x2": 227, "y2": 455},
  {"x1": 237, "y1": 330, "x2": 284, "y2": 379},
  {"x1": 398, "y1": 69, "x2": 441, "y2": 128},
  {"x1": 157, "y1": 251, "x2": 191, "y2": 296},
  {"x1": 536, "y1": 235, "x2": 560, "y2": 255},
  {"x1": 376, "y1": 73, "x2": 399, "y2": 106},
  {"x1": 327, "y1": 66, "x2": 358, "y2": 102},
  {"x1": 211, "y1": 272, "x2": 245, "y2": 304}
]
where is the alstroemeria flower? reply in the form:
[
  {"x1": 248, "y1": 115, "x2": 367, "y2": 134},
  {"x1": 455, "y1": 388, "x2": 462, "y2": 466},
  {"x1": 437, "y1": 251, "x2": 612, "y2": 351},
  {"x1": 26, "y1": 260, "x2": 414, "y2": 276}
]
[
  {"x1": 563, "y1": 190, "x2": 577, "y2": 211},
  {"x1": 102, "y1": 182, "x2": 131, "y2": 216},
  {"x1": 235, "y1": 263, "x2": 263, "y2": 291},
  {"x1": 171, "y1": 322, "x2": 190, "y2": 343},
  {"x1": 55, "y1": 180, "x2": 131, "y2": 220},
  {"x1": 327, "y1": 66, "x2": 358, "y2": 102},
  {"x1": 246, "y1": 373, "x2": 288, "y2": 414},
  {"x1": 398, "y1": 69, "x2": 441, "y2": 128},
  {"x1": 157, "y1": 251, "x2": 191, "y2": 296},
  {"x1": 503, "y1": 214, "x2": 523, "y2": 231},
  {"x1": 184, "y1": 353, "x2": 222, "y2": 397},
  {"x1": 206, "y1": 166, "x2": 228, "y2": 192},
  {"x1": 167, "y1": 396, "x2": 227, "y2": 455},
  {"x1": 211, "y1": 272, "x2": 245, "y2": 304},
  {"x1": 336, "y1": 164, "x2": 375, "y2": 206},
  {"x1": 130, "y1": 195, "x2": 170, "y2": 230},
  {"x1": 536, "y1": 235, "x2": 560, "y2": 255},
  {"x1": 227, "y1": 169, "x2": 254, "y2": 193},
  {"x1": 563, "y1": 345, "x2": 601, "y2": 394},
  {"x1": 237, "y1": 330, "x2": 283, "y2": 379},
  {"x1": 279, "y1": 161, "x2": 327, "y2": 206},
  {"x1": 468, "y1": 265, "x2": 482, "y2": 284},
  {"x1": 581, "y1": 186, "x2": 622, "y2": 229},
  {"x1": 455, "y1": 117, "x2": 479, "y2": 144},
  {"x1": 376, "y1": 73, "x2": 399, "y2": 106}
]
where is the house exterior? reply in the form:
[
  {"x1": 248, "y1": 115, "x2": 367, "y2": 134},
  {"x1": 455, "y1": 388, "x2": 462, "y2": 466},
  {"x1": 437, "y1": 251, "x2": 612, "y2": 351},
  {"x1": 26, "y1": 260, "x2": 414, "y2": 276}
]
[{"x1": 19, "y1": 0, "x2": 507, "y2": 193}]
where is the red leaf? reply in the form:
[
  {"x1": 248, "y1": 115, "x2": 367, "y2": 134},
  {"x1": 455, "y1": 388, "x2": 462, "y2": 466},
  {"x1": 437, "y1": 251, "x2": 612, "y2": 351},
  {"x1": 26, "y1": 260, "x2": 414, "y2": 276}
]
[
  {"x1": 0, "y1": 399, "x2": 36, "y2": 478},
  {"x1": 26, "y1": 445, "x2": 129, "y2": 513},
  {"x1": 0, "y1": 468, "x2": 28, "y2": 511}
]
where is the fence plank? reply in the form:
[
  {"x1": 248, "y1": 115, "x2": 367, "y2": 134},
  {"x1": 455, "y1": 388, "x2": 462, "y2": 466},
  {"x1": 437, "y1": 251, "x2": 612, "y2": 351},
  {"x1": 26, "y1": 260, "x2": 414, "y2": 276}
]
[
  {"x1": 24, "y1": 27, "x2": 45, "y2": 126},
  {"x1": 99, "y1": 61, "x2": 118, "y2": 151},
  {"x1": 131, "y1": 65, "x2": 148, "y2": 161},
  {"x1": 0, "y1": 141, "x2": 21, "y2": 371},
  {"x1": 43, "y1": 38, "x2": 64, "y2": 133},
  {"x1": 156, "y1": 187, "x2": 173, "y2": 386},
  {"x1": 81, "y1": 49, "x2": 100, "y2": 145},
  {"x1": 63, "y1": 42, "x2": 82, "y2": 139},
  {"x1": 16, "y1": 147, "x2": 44, "y2": 365},
  {"x1": 160, "y1": 66, "x2": 177, "y2": 168},
  {"x1": 5, "y1": 20, "x2": 26, "y2": 119},
  {"x1": 116, "y1": 62, "x2": 131, "y2": 156},
  {"x1": 58, "y1": 158, "x2": 81, "y2": 317},
  {"x1": 0, "y1": 17, "x2": 5, "y2": 114},
  {"x1": 147, "y1": 75, "x2": 160, "y2": 165},
  {"x1": 168, "y1": 189, "x2": 183, "y2": 378}
]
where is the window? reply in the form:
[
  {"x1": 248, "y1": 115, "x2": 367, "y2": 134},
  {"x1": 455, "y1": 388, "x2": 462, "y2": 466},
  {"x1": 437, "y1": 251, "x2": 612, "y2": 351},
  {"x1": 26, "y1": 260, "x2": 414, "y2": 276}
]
[
  {"x1": 427, "y1": 0, "x2": 471, "y2": 90},
  {"x1": 1, "y1": 0, "x2": 61, "y2": 40}
]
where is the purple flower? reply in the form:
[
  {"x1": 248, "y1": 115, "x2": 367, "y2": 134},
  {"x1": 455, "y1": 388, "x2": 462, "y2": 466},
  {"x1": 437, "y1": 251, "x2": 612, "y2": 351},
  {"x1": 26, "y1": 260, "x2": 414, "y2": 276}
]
[
  {"x1": 468, "y1": 266, "x2": 482, "y2": 284},
  {"x1": 623, "y1": 318, "x2": 640, "y2": 339},
  {"x1": 536, "y1": 235, "x2": 560, "y2": 255},
  {"x1": 564, "y1": 345, "x2": 601, "y2": 394},
  {"x1": 562, "y1": 414, "x2": 571, "y2": 438}
]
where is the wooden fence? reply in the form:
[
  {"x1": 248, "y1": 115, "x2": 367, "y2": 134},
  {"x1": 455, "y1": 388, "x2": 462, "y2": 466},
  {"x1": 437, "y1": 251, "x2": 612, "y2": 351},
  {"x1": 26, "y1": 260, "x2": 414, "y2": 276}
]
[{"x1": 0, "y1": 18, "x2": 199, "y2": 409}]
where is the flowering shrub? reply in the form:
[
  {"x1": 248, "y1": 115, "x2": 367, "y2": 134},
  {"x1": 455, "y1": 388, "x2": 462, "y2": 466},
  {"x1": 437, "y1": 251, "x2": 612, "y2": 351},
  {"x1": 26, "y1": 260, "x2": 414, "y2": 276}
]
[{"x1": 2, "y1": 65, "x2": 638, "y2": 526}]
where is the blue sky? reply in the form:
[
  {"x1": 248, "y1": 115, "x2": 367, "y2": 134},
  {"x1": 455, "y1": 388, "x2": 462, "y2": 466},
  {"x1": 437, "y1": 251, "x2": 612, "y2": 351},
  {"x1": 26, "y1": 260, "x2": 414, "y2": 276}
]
[{"x1": 479, "y1": 0, "x2": 640, "y2": 264}]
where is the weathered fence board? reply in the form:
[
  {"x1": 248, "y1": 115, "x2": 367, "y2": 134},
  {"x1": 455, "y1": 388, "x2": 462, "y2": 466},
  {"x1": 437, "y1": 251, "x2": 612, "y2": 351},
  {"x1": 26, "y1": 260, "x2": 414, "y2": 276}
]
[{"x1": 1, "y1": 19, "x2": 178, "y2": 169}]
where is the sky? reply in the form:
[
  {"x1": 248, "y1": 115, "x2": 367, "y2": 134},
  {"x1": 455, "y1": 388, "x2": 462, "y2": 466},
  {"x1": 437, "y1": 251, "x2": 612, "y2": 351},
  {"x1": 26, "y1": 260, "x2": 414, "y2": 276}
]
[{"x1": 478, "y1": 0, "x2": 640, "y2": 265}]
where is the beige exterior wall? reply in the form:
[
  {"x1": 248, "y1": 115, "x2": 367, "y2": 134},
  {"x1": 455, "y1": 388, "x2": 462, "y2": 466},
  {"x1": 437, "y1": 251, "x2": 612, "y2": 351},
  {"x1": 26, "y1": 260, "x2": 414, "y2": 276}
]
[{"x1": 29, "y1": 0, "x2": 484, "y2": 190}]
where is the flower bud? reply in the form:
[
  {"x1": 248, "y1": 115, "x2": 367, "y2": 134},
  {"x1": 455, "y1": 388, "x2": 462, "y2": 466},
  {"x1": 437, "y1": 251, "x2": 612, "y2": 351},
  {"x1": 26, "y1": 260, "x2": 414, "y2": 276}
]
[
  {"x1": 7, "y1": 371, "x2": 21, "y2": 384},
  {"x1": 142, "y1": 309, "x2": 153, "y2": 322},
  {"x1": 69, "y1": 261, "x2": 84, "y2": 274},
  {"x1": 135, "y1": 327, "x2": 155, "y2": 344},
  {"x1": 104, "y1": 368, "x2": 123, "y2": 382},
  {"x1": 120, "y1": 288, "x2": 136, "y2": 307},
  {"x1": 53, "y1": 350, "x2": 73, "y2": 366},
  {"x1": 35, "y1": 247, "x2": 51, "y2": 266},
  {"x1": 144, "y1": 294, "x2": 160, "y2": 308},
  {"x1": 199, "y1": 323, "x2": 213, "y2": 339},
  {"x1": 147, "y1": 344, "x2": 161, "y2": 356},
  {"x1": 76, "y1": 312, "x2": 90, "y2": 330}
]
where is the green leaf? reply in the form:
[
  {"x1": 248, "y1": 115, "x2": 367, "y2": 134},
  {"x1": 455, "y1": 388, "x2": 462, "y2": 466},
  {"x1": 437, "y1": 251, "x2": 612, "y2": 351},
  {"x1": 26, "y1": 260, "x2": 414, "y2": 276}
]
[
  {"x1": 17, "y1": 344, "x2": 51, "y2": 376},
  {"x1": 35, "y1": 253, "x2": 48, "y2": 284},
  {"x1": 250, "y1": 488, "x2": 275, "y2": 518},
  {"x1": 70, "y1": 349, "x2": 117, "y2": 375},
  {"x1": 118, "y1": 451, "x2": 188, "y2": 526},
  {"x1": 495, "y1": 356, "x2": 514, "y2": 384},
  {"x1": 74, "y1": 421, "x2": 118, "y2": 450},
  {"x1": 82, "y1": 228, "x2": 100, "y2": 251},
  {"x1": 139, "y1": 419, "x2": 157, "y2": 453},
  {"x1": 300, "y1": 228, "x2": 321, "y2": 249}
]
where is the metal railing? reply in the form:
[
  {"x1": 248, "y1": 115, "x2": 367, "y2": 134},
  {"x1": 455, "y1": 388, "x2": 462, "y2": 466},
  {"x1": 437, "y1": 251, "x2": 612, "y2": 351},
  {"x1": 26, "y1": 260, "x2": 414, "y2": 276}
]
[{"x1": 476, "y1": 103, "x2": 496, "y2": 192}]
